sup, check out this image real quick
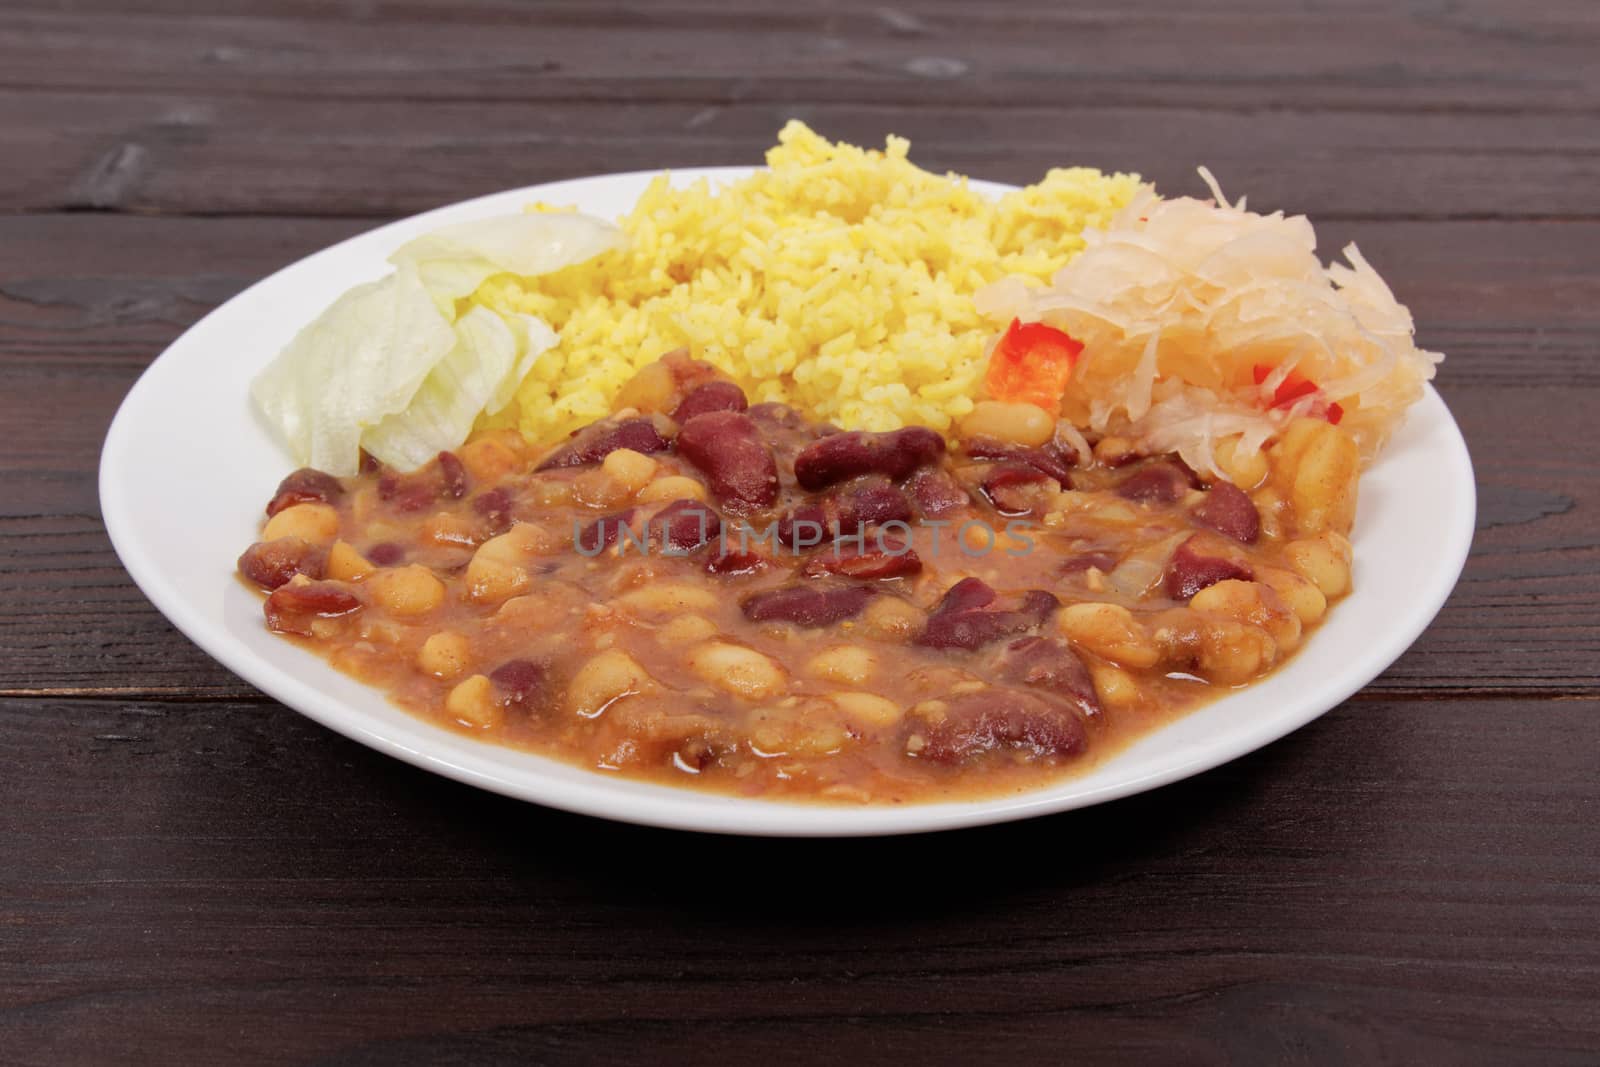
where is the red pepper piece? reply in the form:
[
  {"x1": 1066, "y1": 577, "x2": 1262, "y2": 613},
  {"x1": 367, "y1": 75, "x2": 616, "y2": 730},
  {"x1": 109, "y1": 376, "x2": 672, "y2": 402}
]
[{"x1": 985, "y1": 319, "x2": 1083, "y2": 412}]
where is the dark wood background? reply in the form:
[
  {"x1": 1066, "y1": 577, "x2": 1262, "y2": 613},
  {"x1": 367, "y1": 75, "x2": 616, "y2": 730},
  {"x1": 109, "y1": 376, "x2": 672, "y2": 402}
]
[{"x1": 2, "y1": 2, "x2": 1597, "y2": 1063}]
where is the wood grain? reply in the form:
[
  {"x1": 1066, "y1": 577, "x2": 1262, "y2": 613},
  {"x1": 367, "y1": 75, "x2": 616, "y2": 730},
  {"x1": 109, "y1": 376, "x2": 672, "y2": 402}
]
[
  {"x1": 2, "y1": 1, "x2": 1597, "y2": 115},
  {"x1": 6, "y1": 92, "x2": 1598, "y2": 219},
  {"x1": 1, "y1": 695, "x2": 1596, "y2": 1064},
  {"x1": 1, "y1": 1, "x2": 1597, "y2": 1062},
  {"x1": 1, "y1": 1, "x2": 1596, "y2": 221}
]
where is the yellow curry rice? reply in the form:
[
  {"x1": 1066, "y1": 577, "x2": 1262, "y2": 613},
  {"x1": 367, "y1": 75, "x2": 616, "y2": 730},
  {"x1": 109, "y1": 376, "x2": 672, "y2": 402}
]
[{"x1": 475, "y1": 121, "x2": 1140, "y2": 444}]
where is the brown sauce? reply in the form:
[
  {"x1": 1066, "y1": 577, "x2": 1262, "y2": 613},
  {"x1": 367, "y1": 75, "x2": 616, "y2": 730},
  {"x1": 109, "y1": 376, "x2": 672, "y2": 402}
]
[{"x1": 239, "y1": 354, "x2": 1358, "y2": 804}]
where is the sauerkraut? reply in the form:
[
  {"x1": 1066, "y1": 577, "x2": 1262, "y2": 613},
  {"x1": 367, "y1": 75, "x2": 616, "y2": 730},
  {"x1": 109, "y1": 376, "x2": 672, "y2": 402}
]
[{"x1": 975, "y1": 171, "x2": 1442, "y2": 475}]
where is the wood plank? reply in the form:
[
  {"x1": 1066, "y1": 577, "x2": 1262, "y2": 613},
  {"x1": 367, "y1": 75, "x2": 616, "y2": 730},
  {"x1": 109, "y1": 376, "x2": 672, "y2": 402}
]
[
  {"x1": 0, "y1": 213, "x2": 1596, "y2": 695},
  {"x1": 0, "y1": 694, "x2": 1595, "y2": 1062},
  {"x1": 2, "y1": 3, "x2": 1592, "y2": 1058},
  {"x1": 4, "y1": 91, "x2": 1598, "y2": 219},
  {"x1": 3, "y1": 215, "x2": 1598, "y2": 383},
  {"x1": 0, "y1": 2, "x2": 1596, "y2": 115},
  {"x1": 0, "y1": 216, "x2": 371, "y2": 372}
]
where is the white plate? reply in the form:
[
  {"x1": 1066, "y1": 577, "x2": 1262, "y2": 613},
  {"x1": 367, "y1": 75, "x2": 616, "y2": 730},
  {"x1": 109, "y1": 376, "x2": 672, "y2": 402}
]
[{"x1": 101, "y1": 167, "x2": 1476, "y2": 836}]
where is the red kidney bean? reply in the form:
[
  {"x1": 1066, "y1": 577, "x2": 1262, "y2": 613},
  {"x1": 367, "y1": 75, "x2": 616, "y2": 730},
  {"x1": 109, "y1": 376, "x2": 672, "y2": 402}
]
[
  {"x1": 537, "y1": 417, "x2": 670, "y2": 470},
  {"x1": 671, "y1": 380, "x2": 748, "y2": 423},
  {"x1": 378, "y1": 454, "x2": 471, "y2": 510},
  {"x1": 395, "y1": 484, "x2": 438, "y2": 512},
  {"x1": 265, "y1": 468, "x2": 344, "y2": 517},
  {"x1": 367, "y1": 542, "x2": 406, "y2": 566},
  {"x1": 1191, "y1": 480, "x2": 1260, "y2": 544},
  {"x1": 576, "y1": 509, "x2": 638, "y2": 555},
  {"x1": 933, "y1": 576, "x2": 997, "y2": 615},
  {"x1": 980, "y1": 462, "x2": 1054, "y2": 516},
  {"x1": 907, "y1": 467, "x2": 970, "y2": 517},
  {"x1": 837, "y1": 483, "x2": 913, "y2": 529},
  {"x1": 1018, "y1": 589, "x2": 1060, "y2": 618},
  {"x1": 1164, "y1": 535, "x2": 1255, "y2": 601},
  {"x1": 802, "y1": 545, "x2": 923, "y2": 581},
  {"x1": 924, "y1": 601, "x2": 1044, "y2": 650},
  {"x1": 470, "y1": 487, "x2": 514, "y2": 535},
  {"x1": 999, "y1": 637, "x2": 1101, "y2": 719},
  {"x1": 489, "y1": 659, "x2": 547, "y2": 710},
  {"x1": 776, "y1": 501, "x2": 828, "y2": 548},
  {"x1": 775, "y1": 483, "x2": 912, "y2": 547},
  {"x1": 964, "y1": 438, "x2": 1025, "y2": 461},
  {"x1": 675, "y1": 411, "x2": 780, "y2": 514},
  {"x1": 1115, "y1": 458, "x2": 1201, "y2": 504},
  {"x1": 705, "y1": 547, "x2": 770, "y2": 577},
  {"x1": 263, "y1": 580, "x2": 362, "y2": 636},
  {"x1": 237, "y1": 538, "x2": 326, "y2": 590},
  {"x1": 436, "y1": 451, "x2": 468, "y2": 498},
  {"x1": 792, "y1": 427, "x2": 945, "y2": 491},
  {"x1": 917, "y1": 584, "x2": 1058, "y2": 650},
  {"x1": 917, "y1": 689, "x2": 1087, "y2": 764},
  {"x1": 377, "y1": 471, "x2": 439, "y2": 513},
  {"x1": 963, "y1": 437, "x2": 1077, "y2": 485},
  {"x1": 741, "y1": 585, "x2": 874, "y2": 627},
  {"x1": 651, "y1": 499, "x2": 722, "y2": 553}
]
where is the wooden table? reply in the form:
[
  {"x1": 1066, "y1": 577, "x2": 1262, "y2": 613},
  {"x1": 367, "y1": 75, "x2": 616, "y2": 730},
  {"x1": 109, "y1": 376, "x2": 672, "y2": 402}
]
[{"x1": 3, "y1": 2, "x2": 1597, "y2": 1062}]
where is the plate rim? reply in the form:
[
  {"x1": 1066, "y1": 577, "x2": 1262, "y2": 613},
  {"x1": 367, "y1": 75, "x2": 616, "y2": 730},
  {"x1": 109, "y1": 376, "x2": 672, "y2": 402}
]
[{"x1": 99, "y1": 167, "x2": 1478, "y2": 837}]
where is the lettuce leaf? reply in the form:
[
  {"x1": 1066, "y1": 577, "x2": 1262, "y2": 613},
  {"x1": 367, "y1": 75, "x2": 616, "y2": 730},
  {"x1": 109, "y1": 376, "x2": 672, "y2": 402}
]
[
  {"x1": 361, "y1": 308, "x2": 558, "y2": 470},
  {"x1": 488, "y1": 314, "x2": 560, "y2": 416},
  {"x1": 389, "y1": 211, "x2": 624, "y2": 311},
  {"x1": 252, "y1": 211, "x2": 621, "y2": 476},
  {"x1": 252, "y1": 264, "x2": 456, "y2": 477}
]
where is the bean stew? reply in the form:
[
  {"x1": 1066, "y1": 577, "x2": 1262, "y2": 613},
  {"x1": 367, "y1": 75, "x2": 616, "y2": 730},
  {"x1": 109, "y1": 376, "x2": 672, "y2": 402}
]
[{"x1": 239, "y1": 352, "x2": 1358, "y2": 803}]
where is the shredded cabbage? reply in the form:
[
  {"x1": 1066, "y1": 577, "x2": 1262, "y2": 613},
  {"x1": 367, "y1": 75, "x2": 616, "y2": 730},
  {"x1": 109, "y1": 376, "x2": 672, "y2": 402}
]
[
  {"x1": 975, "y1": 172, "x2": 1442, "y2": 474},
  {"x1": 252, "y1": 212, "x2": 623, "y2": 476}
]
